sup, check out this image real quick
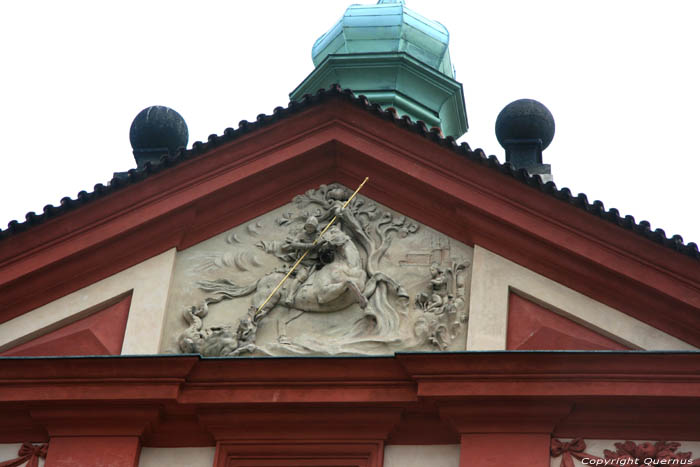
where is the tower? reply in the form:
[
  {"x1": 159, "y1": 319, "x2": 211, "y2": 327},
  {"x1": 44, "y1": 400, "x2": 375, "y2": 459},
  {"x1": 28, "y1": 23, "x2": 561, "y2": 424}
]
[{"x1": 291, "y1": 0, "x2": 468, "y2": 139}]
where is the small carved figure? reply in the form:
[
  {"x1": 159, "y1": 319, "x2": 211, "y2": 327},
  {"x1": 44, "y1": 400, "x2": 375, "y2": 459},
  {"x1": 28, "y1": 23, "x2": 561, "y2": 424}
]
[
  {"x1": 413, "y1": 260, "x2": 469, "y2": 350},
  {"x1": 426, "y1": 293, "x2": 444, "y2": 313},
  {"x1": 429, "y1": 262, "x2": 448, "y2": 295}
]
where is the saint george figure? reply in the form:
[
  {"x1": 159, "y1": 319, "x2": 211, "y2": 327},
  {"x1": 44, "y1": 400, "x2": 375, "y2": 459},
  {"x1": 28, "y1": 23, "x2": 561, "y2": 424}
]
[{"x1": 281, "y1": 216, "x2": 324, "y2": 307}]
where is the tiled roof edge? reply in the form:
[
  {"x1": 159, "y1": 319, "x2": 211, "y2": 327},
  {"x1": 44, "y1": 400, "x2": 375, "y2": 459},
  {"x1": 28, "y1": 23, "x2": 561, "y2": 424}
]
[{"x1": 1, "y1": 85, "x2": 698, "y2": 261}]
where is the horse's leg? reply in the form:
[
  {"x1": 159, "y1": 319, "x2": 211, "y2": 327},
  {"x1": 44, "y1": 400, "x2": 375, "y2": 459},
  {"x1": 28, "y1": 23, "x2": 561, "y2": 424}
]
[
  {"x1": 347, "y1": 281, "x2": 368, "y2": 309},
  {"x1": 277, "y1": 309, "x2": 305, "y2": 345},
  {"x1": 319, "y1": 280, "x2": 368, "y2": 309},
  {"x1": 251, "y1": 282, "x2": 281, "y2": 321},
  {"x1": 282, "y1": 277, "x2": 298, "y2": 307}
]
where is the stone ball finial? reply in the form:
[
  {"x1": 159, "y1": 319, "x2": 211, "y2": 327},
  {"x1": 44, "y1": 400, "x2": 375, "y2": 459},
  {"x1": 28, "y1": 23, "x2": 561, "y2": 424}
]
[
  {"x1": 495, "y1": 99, "x2": 555, "y2": 150},
  {"x1": 129, "y1": 106, "x2": 189, "y2": 155}
]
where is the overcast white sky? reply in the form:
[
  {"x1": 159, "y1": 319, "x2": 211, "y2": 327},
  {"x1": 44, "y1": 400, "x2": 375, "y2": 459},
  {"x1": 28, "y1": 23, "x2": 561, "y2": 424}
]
[{"x1": 1, "y1": 0, "x2": 698, "y2": 245}]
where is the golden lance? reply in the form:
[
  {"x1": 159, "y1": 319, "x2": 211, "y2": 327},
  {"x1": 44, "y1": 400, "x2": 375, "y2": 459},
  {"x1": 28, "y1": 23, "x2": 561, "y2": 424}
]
[{"x1": 255, "y1": 177, "x2": 369, "y2": 315}]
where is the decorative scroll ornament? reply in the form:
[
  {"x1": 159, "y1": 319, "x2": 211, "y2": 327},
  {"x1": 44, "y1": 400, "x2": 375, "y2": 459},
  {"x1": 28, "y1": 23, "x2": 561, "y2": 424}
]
[
  {"x1": 176, "y1": 183, "x2": 471, "y2": 356},
  {"x1": 551, "y1": 439, "x2": 699, "y2": 467},
  {"x1": 0, "y1": 442, "x2": 47, "y2": 467}
]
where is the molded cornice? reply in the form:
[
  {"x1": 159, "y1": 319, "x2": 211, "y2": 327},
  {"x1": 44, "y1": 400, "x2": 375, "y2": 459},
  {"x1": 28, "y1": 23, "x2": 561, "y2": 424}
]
[{"x1": 0, "y1": 353, "x2": 698, "y2": 444}]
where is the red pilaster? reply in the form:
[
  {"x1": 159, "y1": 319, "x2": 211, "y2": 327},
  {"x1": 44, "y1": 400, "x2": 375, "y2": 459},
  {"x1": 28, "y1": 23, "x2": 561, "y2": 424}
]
[
  {"x1": 460, "y1": 433, "x2": 550, "y2": 467},
  {"x1": 440, "y1": 401, "x2": 571, "y2": 467},
  {"x1": 33, "y1": 406, "x2": 159, "y2": 467},
  {"x1": 45, "y1": 436, "x2": 140, "y2": 467}
]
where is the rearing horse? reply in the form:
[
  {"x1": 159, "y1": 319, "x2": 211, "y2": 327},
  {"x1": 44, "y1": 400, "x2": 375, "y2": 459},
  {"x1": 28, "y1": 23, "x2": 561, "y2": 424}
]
[
  {"x1": 253, "y1": 225, "x2": 368, "y2": 314},
  {"x1": 181, "y1": 225, "x2": 408, "y2": 355}
]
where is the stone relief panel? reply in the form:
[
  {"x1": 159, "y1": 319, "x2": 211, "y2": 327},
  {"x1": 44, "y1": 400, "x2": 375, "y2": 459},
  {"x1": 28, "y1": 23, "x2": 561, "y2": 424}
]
[
  {"x1": 550, "y1": 439, "x2": 700, "y2": 466},
  {"x1": 161, "y1": 183, "x2": 473, "y2": 357}
]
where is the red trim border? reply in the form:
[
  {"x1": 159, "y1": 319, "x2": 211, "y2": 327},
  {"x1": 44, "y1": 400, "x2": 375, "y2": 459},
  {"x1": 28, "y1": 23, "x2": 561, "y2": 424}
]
[{"x1": 0, "y1": 353, "x2": 698, "y2": 445}]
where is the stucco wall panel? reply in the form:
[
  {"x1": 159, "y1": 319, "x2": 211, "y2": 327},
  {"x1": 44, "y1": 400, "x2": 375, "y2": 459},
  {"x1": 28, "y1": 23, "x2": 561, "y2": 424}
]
[
  {"x1": 467, "y1": 246, "x2": 695, "y2": 351},
  {"x1": 384, "y1": 444, "x2": 459, "y2": 467},
  {"x1": 0, "y1": 249, "x2": 176, "y2": 355},
  {"x1": 139, "y1": 447, "x2": 215, "y2": 467}
]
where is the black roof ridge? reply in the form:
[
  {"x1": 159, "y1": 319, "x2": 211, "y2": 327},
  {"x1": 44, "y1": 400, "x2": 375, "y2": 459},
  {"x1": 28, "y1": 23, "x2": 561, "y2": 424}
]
[{"x1": 1, "y1": 85, "x2": 698, "y2": 261}]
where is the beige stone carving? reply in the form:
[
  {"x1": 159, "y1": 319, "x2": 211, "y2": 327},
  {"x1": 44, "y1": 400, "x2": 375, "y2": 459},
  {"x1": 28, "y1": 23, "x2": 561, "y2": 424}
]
[
  {"x1": 165, "y1": 183, "x2": 473, "y2": 356},
  {"x1": 413, "y1": 261, "x2": 469, "y2": 350}
]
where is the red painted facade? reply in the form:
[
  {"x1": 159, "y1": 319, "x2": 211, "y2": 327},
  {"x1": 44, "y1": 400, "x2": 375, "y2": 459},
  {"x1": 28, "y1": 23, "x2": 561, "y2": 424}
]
[
  {"x1": 1, "y1": 354, "x2": 700, "y2": 466},
  {"x1": 1, "y1": 294, "x2": 131, "y2": 357},
  {"x1": 507, "y1": 293, "x2": 630, "y2": 350},
  {"x1": 0, "y1": 97, "x2": 699, "y2": 466}
]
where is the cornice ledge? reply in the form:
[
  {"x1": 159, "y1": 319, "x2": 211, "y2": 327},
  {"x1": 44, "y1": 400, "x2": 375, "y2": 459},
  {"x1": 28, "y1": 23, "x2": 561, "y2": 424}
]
[
  {"x1": 198, "y1": 407, "x2": 403, "y2": 441},
  {"x1": 439, "y1": 399, "x2": 573, "y2": 433},
  {"x1": 396, "y1": 352, "x2": 700, "y2": 398},
  {"x1": 30, "y1": 405, "x2": 161, "y2": 437},
  {"x1": 0, "y1": 356, "x2": 197, "y2": 402}
]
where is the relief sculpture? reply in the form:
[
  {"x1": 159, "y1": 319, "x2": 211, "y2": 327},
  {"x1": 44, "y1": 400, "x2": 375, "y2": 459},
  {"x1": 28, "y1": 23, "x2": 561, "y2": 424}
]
[
  {"x1": 169, "y1": 183, "x2": 473, "y2": 356},
  {"x1": 413, "y1": 261, "x2": 469, "y2": 350}
]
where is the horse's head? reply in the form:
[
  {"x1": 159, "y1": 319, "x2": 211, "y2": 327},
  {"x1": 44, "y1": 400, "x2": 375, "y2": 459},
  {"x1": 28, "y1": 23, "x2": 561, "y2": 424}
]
[
  {"x1": 326, "y1": 226, "x2": 350, "y2": 246},
  {"x1": 327, "y1": 187, "x2": 349, "y2": 202}
]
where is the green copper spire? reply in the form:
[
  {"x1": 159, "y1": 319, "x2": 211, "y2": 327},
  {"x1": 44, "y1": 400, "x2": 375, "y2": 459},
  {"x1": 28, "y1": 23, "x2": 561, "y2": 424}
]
[{"x1": 290, "y1": 0, "x2": 468, "y2": 138}]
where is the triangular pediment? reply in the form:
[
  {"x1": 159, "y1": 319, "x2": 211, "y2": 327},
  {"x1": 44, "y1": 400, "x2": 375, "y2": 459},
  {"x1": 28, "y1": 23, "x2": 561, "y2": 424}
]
[
  {"x1": 1, "y1": 89, "x2": 699, "y2": 352},
  {"x1": 160, "y1": 182, "x2": 695, "y2": 357}
]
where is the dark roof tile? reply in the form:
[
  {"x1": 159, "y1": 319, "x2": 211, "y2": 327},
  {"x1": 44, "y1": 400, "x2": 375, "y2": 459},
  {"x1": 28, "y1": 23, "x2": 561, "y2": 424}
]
[{"x1": 1, "y1": 85, "x2": 698, "y2": 261}]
